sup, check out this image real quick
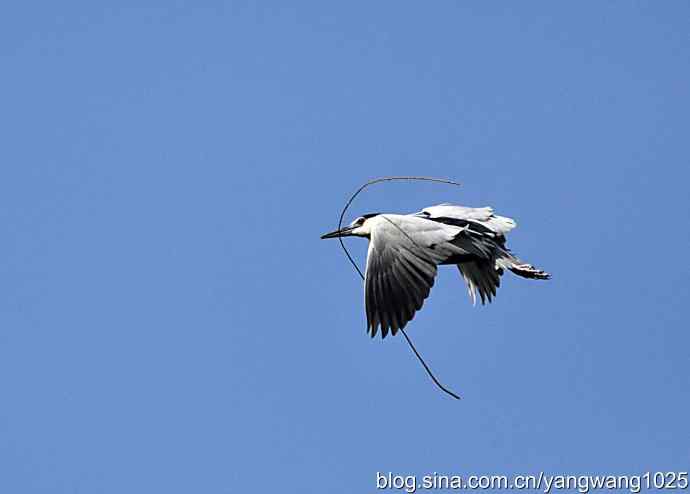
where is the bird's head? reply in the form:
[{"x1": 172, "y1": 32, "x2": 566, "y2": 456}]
[{"x1": 320, "y1": 213, "x2": 380, "y2": 239}]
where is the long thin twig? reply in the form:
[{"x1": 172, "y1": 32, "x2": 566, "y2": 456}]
[
  {"x1": 335, "y1": 176, "x2": 462, "y2": 400},
  {"x1": 400, "y1": 328, "x2": 461, "y2": 400}
]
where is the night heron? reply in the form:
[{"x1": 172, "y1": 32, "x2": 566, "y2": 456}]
[{"x1": 321, "y1": 203, "x2": 550, "y2": 338}]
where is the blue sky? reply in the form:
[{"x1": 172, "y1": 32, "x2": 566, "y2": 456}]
[{"x1": 1, "y1": 2, "x2": 689, "y2": 492}]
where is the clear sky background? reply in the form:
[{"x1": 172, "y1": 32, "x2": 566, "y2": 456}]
[{"x1": 1, "y1": 2, "x2": 689, "y2": 493}]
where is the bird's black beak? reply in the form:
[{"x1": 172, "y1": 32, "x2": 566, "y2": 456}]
[{"x1": 320, "y1": 226, "x2": 355, "y2": 239}]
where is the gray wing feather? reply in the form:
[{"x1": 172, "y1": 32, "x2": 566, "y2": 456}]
[
  {"x1": 365, "y1": 244, "x2": 436, "y2": 337},
  {"x1": 457, "y1": 260, "x2": 502, "y2": 306},
  {"x1": 364, "y1": 216, "x2": 454, "y2": 338}
]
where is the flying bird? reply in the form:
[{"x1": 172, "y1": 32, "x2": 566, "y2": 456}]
[{"x1": 321, "y1": 203, "x2": 550, "y2": 338}]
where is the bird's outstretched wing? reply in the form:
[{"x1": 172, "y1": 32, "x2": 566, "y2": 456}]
[
  {"x1": 364, "y1": 215, "x2": 460, "y2": 338},
  {"x1": 418, "y1": 203, "x2": 516, "y2": 236}
]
